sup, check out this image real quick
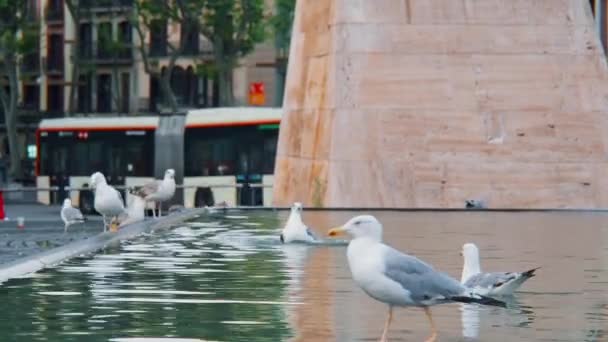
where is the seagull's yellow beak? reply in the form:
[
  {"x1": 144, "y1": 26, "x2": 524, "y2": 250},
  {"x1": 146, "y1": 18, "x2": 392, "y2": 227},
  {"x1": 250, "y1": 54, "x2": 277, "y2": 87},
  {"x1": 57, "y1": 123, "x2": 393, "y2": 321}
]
[{"x1": 328, "y1": 226, "x2": 346, "y2": 237}]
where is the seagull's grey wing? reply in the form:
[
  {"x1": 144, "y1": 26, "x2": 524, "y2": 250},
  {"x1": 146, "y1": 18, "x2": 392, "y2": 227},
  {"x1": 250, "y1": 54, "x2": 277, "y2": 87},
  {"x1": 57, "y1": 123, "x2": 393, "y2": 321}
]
[
  {"x1": 383, "y1": 247, "x2": 464, "y2": 302},
  {"x1": 110, "y1": 186, "x2": 126, "y2": 210},
  {"x1": 464, "y1": 272, "x2": 519, "y2": 289},
  {"x1": 62, "y1": 206, "x2": 85, "y2": 222},
  {"x1": 134, "y1": 180, "x2": 160, "y2": 197},
  {"x1": 305, "y1": 227, "x2": 317, "y2": 240}
]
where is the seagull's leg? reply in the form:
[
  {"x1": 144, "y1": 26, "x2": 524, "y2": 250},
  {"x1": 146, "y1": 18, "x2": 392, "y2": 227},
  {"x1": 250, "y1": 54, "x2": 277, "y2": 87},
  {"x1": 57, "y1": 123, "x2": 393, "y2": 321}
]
[
  {"x1": 379, "y1": 306, "x2": 393, "y2": 342},
  {"x1": 424, "y1": 307, "x2": 438, "y2": 342},
  {"x1": 64, "y1": 223, "x2": 68, "y2": 234},
  {"x1": 102, "y1": 216, "x2": 108, "y2": 232}
]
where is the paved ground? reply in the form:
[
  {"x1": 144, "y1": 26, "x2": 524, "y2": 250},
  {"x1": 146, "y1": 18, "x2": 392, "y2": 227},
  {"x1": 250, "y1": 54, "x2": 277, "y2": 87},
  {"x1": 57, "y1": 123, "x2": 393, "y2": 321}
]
[{"x1": 0, "y1": 204, "x2": 105, "y2": 265}]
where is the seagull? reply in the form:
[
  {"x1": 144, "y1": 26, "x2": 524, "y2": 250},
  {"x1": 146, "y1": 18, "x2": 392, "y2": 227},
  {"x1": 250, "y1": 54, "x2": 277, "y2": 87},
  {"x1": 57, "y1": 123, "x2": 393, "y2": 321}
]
[
  {"x1": 133, "y1": 169, "x2": 176, "y2": 218},
  {"x1": 461, "y1": 243, "x2": 539, "y2": 296},
  {"x1": 90, "y1": 172, "x2": 126, "y2": 232},
  {"x1": 280, "y1": 202, "x2": 316, "y2": 243},
  {"x1": 60, "y1": 198, "x2": 86, "y2": 232},
  {"x1": 328, "y1": 215, "x2": 506, "y2": 342}
]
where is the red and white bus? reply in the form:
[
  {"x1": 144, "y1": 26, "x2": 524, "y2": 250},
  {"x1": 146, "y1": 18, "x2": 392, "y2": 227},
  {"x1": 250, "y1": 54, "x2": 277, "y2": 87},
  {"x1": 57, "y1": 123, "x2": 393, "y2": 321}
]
[{"x1": 36, "y1": 107, "x2": 281, "y2": 211}]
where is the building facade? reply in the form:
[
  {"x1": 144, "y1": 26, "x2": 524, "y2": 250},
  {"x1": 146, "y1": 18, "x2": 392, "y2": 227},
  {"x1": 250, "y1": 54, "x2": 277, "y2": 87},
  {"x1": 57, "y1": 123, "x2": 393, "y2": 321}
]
[{"x1": 0, "y1": 0, "x2": 284, "y2": 182}]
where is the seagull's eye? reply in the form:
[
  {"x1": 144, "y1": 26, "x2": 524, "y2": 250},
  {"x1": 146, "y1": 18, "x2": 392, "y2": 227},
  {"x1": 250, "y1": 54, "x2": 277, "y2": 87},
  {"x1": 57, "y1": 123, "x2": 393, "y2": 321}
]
[{"x1": 354, "y1": 221, "x2": 361, "y2": 226}]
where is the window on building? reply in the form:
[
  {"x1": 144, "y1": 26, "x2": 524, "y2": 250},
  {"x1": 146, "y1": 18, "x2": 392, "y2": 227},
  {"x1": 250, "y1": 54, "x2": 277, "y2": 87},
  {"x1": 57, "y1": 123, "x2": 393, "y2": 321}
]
[
  {"x1": 149, "y1": 19, "x2": 167, "y2": 57},
  {"x1": 97, "y1": 22, "x2": 112, "y2": 60},
  {"x1": 121, "y1": 72, "x2": 130, "y2": 113},
  {"x1": 47, "y1": 84, "x2": 64, "y2": 113},
  {"x1": 78, "y1": 73, "x2": 92, "y2": 113},
  {"x1": 46, "y1": 0, "x2": 64, "y2": 21},
  {"x1": 22, "y1": 84, "x2": 39, "y2": 110},
  {"x1": 97, "y1": 74, "x2": 112, "y2": 112},
  {"x1": 47, "y1": 34, "x2": 64, "y2": 72},
  {"x1": 181, "y1": 20, "x2": 199, "y2": 55},
  {"x1": 79, "y1": 23, "x2": 93, "y2": 59},
  {"x1": 118, "y1": 21, "x2": 132, "y2": 59}
]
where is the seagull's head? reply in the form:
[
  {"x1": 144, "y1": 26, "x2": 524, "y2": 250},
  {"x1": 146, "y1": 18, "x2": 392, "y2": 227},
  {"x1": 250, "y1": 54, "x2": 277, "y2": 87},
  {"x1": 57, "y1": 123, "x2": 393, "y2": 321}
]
[
  {"x1": 90, "y1": 172, "x2": 106, "y2": 188},
  {"x1": 165, "y1": 169, "x2": 175, "y2": 180},
  {"x1": 328, "y1": 215, "x2": 382, "y2": 242},
  {"x1": 290, "y1": 202, "x2": 303, "y2": 214},
  {"x1": 62, "y1": 198, "x2": 72, "y2": 208},
  {"x1": 461, "y1": 242, "x2": 479, "y2": 260}
]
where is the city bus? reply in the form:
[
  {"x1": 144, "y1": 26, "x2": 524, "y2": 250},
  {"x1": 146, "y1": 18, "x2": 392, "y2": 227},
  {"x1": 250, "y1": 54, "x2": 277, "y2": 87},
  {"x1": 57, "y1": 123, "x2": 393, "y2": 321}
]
[{"x1": 36, "y1": 107, "x2": 281, "y2": 211}]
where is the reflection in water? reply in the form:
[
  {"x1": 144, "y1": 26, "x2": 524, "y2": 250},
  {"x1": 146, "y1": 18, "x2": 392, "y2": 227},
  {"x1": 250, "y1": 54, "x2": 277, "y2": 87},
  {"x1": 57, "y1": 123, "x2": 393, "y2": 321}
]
[
  {"x1": 460, "y1": 296, "x2": 536, "y2": 340},
  {"x1": 0, "y1": 210, "x2": 606, "y2": 341},
  {"x1": 460, "y1": 304, "x2": 480, "y2": 339}
]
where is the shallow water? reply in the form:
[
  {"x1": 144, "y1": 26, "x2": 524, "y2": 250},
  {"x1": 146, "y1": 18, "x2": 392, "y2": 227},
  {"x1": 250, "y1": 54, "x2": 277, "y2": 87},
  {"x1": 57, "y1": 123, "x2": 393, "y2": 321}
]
[{"x1": 0, "y1": 210, "x2": 607, "y2": 341}]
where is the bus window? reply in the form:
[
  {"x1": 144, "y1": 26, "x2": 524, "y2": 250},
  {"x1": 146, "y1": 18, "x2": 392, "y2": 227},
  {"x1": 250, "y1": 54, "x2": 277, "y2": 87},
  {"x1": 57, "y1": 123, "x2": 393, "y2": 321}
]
[
  {"x1": 71, "y1": 142, "x2": 91, "y2": 175},
  {"x1": 262, "y1": 135, "x2": 278, "y2": 174}
]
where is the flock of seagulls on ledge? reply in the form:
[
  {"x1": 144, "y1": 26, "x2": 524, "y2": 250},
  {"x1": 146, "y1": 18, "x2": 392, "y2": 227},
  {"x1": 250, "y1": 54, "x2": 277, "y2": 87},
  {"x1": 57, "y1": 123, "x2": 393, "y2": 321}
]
[
  {"x1": 280, "y1": 202, "x2": 539, "y2": 342},
  {"x1": 61, "y1": 168, "x2": 176, "y2": 232}
]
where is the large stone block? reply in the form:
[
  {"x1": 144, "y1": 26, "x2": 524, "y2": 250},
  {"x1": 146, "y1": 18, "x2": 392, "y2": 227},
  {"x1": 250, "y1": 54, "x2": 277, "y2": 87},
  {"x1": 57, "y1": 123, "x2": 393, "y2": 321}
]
[{"x1": 273, "y1": 0, "x2": 608, "y2": 208}]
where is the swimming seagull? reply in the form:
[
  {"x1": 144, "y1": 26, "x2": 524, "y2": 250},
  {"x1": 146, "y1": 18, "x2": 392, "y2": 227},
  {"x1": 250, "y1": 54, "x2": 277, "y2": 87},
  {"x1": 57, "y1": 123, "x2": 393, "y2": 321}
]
[
  {"x1": 60, "y1": 198, "x2": 86, "y2": 232},
  {"x1": 328, "y1": 215, "x2": 506, "y2": 342},
  {"x1": 90, "y1": 172, "x2": 126, "y2": 232},
  {"x1": 280, "y1": 202, "x2": 316, "y2": 243},
  {"x1": 133, "y1": 169, "x2": 176, "y2": 218},
  {"x1": 461, "y1": 243, "x2": 539, "y2": 296}
]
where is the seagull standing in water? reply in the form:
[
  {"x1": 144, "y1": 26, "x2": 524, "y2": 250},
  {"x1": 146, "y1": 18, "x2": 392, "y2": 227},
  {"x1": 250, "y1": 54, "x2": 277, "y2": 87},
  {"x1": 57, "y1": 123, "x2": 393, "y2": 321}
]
[
  {"x1": 328, "y1": 215, "x2": 506, "y2": 342},
  {"x1": 60, "y1": 198, "x2": 86, "y2": 232},
  {"x1": 280, "y1": 202, "x2": 316, "y2": 243},
  {"x1": 90, "y1": 172, "x2": 125, "y2": 232},
  {"x1": 461, "y1": 242, "x2": 539, "y2": 296},
  {"x1": 134, "y1": 169, "x2": 176, "y2": 218}
]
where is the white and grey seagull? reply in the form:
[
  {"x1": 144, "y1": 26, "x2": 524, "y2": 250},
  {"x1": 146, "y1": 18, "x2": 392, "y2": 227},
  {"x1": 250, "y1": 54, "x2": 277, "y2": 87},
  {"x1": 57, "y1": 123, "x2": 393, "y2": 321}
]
[
  {"x1": 280, "y1": 202, "x2": 316, "y2": 243},
  {"x1": 328, "y1": 215, "x2": 506, "y2": 342},
  {"x1": 60, "y1": 198, "x2": 86, "y2": 232},
  {"x1": 133, "y1": 168, "x2": 176, "y2": 218},
  {"x1": 461, "y1": 242, "x2": 539, "y2": 296},
  {"x1": 90, "y1": 172, "x2": 126, "y2": 232}
]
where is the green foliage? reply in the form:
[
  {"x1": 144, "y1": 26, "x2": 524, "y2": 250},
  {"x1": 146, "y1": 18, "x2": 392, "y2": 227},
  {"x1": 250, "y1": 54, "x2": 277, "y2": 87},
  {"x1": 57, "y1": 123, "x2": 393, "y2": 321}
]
[
  {"x1": 0, "y1": 0, "x2": 39, "y2": 57},
  {"x1": 190, "y1": 0, "x2": 267, "y2": 62},
  {"x1": 271, "y1": 0, "x2": 295, "y2": 51},
  {"x1": 195, "y1": 63, "x2": 218, "y2": 78}
]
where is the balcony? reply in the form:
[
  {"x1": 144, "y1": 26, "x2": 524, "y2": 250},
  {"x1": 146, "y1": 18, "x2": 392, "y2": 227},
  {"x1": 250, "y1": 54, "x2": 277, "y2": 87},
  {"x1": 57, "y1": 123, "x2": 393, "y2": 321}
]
[
  {"x1": 95, "y1": 45, "x2": 133, "y2": 64},
  {"x1": 81, "y1": 0, "x2": 133, "y2": 12}
]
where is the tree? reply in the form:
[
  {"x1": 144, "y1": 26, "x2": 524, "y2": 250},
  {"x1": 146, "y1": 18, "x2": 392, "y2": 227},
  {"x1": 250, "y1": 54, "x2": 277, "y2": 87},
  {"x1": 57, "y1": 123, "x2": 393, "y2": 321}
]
[
  {"x1": 191, "y1": 0, "x2": 267, "y2": 106},
  {"x1": 272, "y1": 0, "x2": 295, "y2": 54},
  {"x1": 271, "y1": 0, "x2": 295, "y2": 105},
  {"x1": 132, "y1": 0, "x2": 191, "y2": 113},
  {"x1": 0, "y1": 0, "x2": 38, "y2": 179}
]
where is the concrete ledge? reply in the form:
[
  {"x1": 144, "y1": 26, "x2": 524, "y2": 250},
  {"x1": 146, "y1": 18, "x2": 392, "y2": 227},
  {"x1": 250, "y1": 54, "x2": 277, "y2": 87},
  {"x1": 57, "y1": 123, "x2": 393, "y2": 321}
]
[{"x1": 0, "y1": 208, "x2": 203, "y2": 284}]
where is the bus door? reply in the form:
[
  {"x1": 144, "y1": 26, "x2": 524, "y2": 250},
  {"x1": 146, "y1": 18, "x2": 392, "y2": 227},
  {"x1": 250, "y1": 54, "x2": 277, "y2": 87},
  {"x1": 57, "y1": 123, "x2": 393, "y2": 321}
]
[
  {"x1": 104, "y1": 142, "x2": 127, "y2": 199},
  {"x1": 236, "y1": 144, "x2": 263, "y2": 206},
  {"x1": 48, "y1": 143, "x2": 70, "y2": 204}
]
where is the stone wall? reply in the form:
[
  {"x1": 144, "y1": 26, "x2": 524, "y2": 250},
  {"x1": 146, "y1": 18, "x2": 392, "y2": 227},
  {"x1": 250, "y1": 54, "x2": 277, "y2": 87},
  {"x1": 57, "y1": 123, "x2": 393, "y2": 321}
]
[{"x1": 273, "y1": 0, "x2": 608, "y2": 208}]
